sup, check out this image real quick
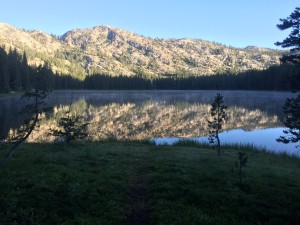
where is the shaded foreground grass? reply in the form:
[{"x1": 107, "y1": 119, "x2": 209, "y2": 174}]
[
  {"x1": 0, "y1": 92, "x2": 22, "y2": 98},
  {"x1": 0, "y1": 141, "x2": 299, "y2": 225}
]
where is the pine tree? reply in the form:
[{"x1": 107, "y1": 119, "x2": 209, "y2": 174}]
[
  {"x1": 208, "y1": 93, "x2": 227, "y2": 155},
  {"x1": 0, "y1": 47, "x2": 10, "y2": 92},
  {"x1": 277, "y1": 95, "x2": 300, "y2": 146},
  {"x1": 275, "y1": 7, "x2": 300, "y2": 65},
  {"x1": 49, "y1": 102, "x2": 89, "y2": 143},
  {"x1": 237, "y1": 152, "x2": 248, "y2": 186},
  {"x1": 21, "y1": 51, "x2": 30, "y2": 91},
  {"x1": 8, "y1": 48, "x2": 22, "y2": 91},
  {"x1": 1, "y1": 88, "x2": 50, "y2": 166},
  {"x1": 275, "y1": 7, "x2": 300, "y2": 147}
]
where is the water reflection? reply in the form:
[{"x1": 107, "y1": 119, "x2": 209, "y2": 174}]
[
  {"x1": 154, "y1": 128, "x2": 300, "y2": 157},
  {"x1": 0, "y1": 91, "x2": 295, "y2": 146}
]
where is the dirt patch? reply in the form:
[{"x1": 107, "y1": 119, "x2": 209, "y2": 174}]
[{"x1": 124, "y1": 158, "x2": 153, "y2": 225}]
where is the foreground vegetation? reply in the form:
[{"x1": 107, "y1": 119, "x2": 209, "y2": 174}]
[
  {"x1": 0, "y1": 141, "x2": 299, "y2": 225},
  {"x1": 0, "y1": 92, "x2": 22, "y2": 98}
]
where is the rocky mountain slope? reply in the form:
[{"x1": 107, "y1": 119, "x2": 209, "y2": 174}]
[{"x1": 0, "y1": 22, "x2": 282, "y2": 78}]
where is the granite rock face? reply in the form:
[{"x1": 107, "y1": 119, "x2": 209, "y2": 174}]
[{"x1": 0, "y1": 22, "x2": 282, "y2": 78}]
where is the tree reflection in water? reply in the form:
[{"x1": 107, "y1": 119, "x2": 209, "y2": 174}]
[
  {"x1": 24, "y1": 99, "x2": 280, "y2": 142},
  {"x1": 0, "y1": 91, "x2": 293, "y2": 143}
]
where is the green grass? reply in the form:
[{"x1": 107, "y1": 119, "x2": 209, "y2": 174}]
[
  {"x1": 0, "y1": 141, "x2": 299, "y2": 225},
  {"x1": 0, "y1": 92, "x2": 23, "y2": 98}
]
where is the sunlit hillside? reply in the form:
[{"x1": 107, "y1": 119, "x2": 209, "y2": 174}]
[{"x1": 0, "y1": 23, "x2": 282, "y2": 79}]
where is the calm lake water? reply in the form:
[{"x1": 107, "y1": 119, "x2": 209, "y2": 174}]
[{"x1": 0, "y1": 90, "x2": 298, "y2": 156}]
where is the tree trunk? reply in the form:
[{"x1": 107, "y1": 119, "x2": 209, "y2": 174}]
[
  {"x1": 239, "y1": 164, "x2": 242, "y2": 186},
  {"x1": 216, "y1": 132, "x2": 220, "y2": 156},
  {"x1": 0, "y1": 95, "x2": 39, "y2": 167}
]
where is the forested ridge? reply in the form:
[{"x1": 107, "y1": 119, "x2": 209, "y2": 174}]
[
  {"x1": 0, "y1": 45, "x2": 299, "y2": 92},
  {"x1": 1, "y1": 22, "x2": 295, "y2": 92}
]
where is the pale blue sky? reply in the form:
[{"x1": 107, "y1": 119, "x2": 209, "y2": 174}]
[{"x1": 0, "y1": 0, "x2": 297, "y2": 49}]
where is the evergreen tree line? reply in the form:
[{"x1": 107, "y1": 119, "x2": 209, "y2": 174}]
[
  {"x1": 0, "y1": 46, "x2": 299, "y2": 92},
  {"x1": 78, "y1": 64, "x2": 300, "y2": 91},
  {"x1": 0, "y1": 46, "x2": 54, "y2": 92}
]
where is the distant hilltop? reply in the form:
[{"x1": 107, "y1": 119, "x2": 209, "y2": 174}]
[
  {"x1": 0, "y1": 22, "x2": 282, "y2": 79},
  {"x1": 244, "y1": 45, "x2": 275, "y2": 51}
]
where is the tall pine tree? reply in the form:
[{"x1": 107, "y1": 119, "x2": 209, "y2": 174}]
[
  {"x1": 8, "y1": 48, "x2": 22, "y2": 91},
  {"x1": 0, "y1": 46, "x2": 10, "y2": 92},
  {"x1": 21, "y1": 51, "x2": 30, "y2": 91},
  {"x1": 275, "y1": 7, "x2": 300, "y2": 146}
]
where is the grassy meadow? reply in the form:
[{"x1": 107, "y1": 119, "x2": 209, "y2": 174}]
[
  {"x1": 0, "y1": 141, "x2": 299, "y2": 225},
  {"x1": 0, "y1": 92, "x2": 22, "y2": 98}
]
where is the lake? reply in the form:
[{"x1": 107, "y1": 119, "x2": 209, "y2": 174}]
[{"x1": 0, "y1": 90, "x2": 298, "y2": 156}]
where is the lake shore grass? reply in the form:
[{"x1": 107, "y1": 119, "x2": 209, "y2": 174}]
[
  {"x1": 0, "y1": 141, "x2": 299, "y2": 225},
  {"x1": 0, "y1": 91, "x2": 23, "y2": 98}
]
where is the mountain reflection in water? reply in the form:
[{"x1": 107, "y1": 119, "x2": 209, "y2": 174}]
[{"x1": 0, "y1": 91, "x2": 295, "y2": 148}]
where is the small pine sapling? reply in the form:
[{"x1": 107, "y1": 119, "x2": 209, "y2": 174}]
[
  {"x1": 237, "y1": 152, "x2": 248, "y2": 186},
  {"x1": 208, "y1": 93, "x2": 227, "y2": 155},
  {"x1": 1, "y1": 89, "x2": 50, "y2": 166},
  {"x1": 50, "y1": 102, "x2": 89, "y2": 144}
]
